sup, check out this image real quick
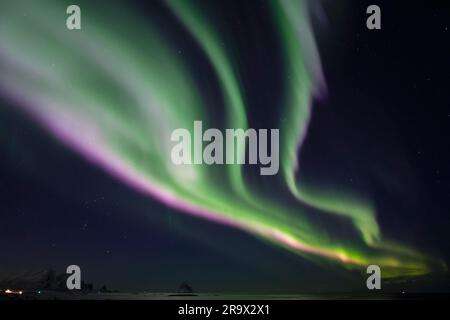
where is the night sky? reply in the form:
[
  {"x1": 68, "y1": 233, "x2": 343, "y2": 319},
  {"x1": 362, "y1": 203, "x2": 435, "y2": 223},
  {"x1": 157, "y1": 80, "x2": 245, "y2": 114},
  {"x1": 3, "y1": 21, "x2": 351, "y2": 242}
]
[{"x1": 0, "y1": 0, "x2": 449, "y2": 293}]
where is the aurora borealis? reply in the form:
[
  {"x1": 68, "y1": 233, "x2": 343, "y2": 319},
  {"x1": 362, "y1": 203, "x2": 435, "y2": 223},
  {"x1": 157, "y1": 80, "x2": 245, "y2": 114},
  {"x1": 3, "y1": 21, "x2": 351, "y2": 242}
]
[{"x1": 0, "y1": 0, "x2": 449, "y2": 291}]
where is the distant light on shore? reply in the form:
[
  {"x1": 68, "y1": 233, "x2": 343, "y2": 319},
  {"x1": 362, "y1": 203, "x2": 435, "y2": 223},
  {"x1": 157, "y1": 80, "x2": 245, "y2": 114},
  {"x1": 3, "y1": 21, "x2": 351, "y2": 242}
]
[{"x1": 3, "y1": 289, "x2": 23, "y2": 295}]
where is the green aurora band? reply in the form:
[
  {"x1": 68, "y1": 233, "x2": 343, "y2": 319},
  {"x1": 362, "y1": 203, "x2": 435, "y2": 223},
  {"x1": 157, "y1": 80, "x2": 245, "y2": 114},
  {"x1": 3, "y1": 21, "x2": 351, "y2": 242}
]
[{"x1": 0, "y1": 0, "x2": 444, "y2": 277}]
